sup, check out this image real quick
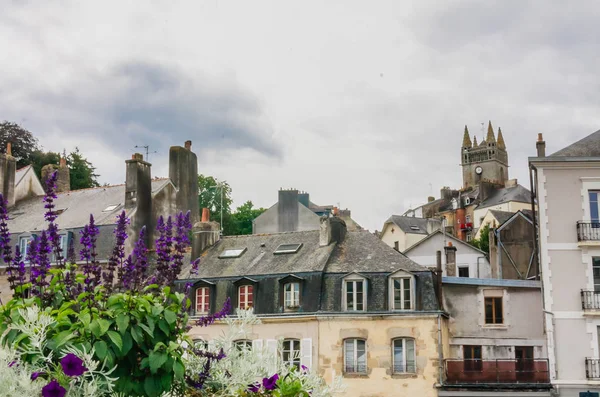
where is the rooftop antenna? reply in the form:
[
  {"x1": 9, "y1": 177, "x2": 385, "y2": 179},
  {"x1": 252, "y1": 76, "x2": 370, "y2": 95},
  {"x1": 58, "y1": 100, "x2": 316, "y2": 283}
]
[{"x1": 134, "y1": 145, "x2": 158, "y2": 161}]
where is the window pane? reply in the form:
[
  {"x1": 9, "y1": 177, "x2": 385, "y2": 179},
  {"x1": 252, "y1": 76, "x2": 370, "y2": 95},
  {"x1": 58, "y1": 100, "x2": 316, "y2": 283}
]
[
  {"x1": 591, "y1": 192, "x2": 600, "y2": 222},
  {"x1": 403, "y1": 279, "x2": 411, "y2": 308},
  {"x1": 495, "y1": 298, "x2": 503, "y2": 323},
  {"x1": 356, "y1": 282, "x2": 363, "y2": 311},
  {"x1": 394, "y1": 340, "x2": 404, "y2": 373},
  {"x1": 485, "y1": 298, "x2": 494, "y2": 323},
  {"x1": 394, "y1": 280, "x2": 401, "y2": 308},
  {"x1": 356, "y1": 340, "x2": 366, "y2": 373},
  {"x1": 406, "y1": 339, "x2": 415, "y2": 373},
  {"x1": 346, "y1": 282, "x2": 354, "y2": 310},
  {"x1": 344, "y1": 340, "x2": 354, "y2": 372},
  {"x1": 594, "y1": 258, "x2": 600, "y2": 292}
]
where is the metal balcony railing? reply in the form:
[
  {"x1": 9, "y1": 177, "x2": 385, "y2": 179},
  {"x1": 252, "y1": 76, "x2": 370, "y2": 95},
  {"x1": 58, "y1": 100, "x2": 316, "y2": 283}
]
[
  {"x1": 581, "y1": 290, "x2": 600, "y2": 310},
  {"x1": 577, "y1": 221, "x2": 600, "y2": 242},
  {"x1": 445, "y1": 359, "x2": 550, "y2": 384},
  {"x1": 586, "y1": 358, "x2": 600, "y2": 379}
]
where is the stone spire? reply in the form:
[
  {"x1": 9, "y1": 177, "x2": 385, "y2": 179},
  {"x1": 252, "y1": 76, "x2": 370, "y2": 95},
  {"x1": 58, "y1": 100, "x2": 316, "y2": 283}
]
[
  {"x1": 486, "y1": 120, "x2": 496, "y2": 143},
  {"x1": 473, "y1": 135, "x2": 478, "y2": 146},
  {"x1": 497, "y1": 127, "x2": 506, "y2": 149},
  {"x1": 462, "y1": 125, "x2": 472, "y2": 148}
]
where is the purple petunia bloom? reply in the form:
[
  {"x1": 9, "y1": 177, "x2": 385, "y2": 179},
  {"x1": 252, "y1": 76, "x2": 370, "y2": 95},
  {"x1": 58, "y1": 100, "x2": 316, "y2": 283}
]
[
  {"x1": 247, "y1": 383, "x2": 261, "y2": 393},
  {"x1": 42, "y1": 379, "x2": 67, "y2": 397},
  {"x1": 8, "y1": 361, "x2": 16, "y2": 367},
  {"x1": 31, "y1": 371, "x2": 44, "y2": 380},
  {"x1": 301, "y1": 364, "x2": 309, "y2": 373},
  {"x1": 60, "y1": 353, "x2": 87, "y2": 377},
  {"x1": 262, "y1": 374, "x2": 279, "y2": 390}
]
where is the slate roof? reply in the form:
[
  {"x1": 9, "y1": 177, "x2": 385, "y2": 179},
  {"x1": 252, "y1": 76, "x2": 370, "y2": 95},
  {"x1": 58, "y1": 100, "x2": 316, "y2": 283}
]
[
  {"x1": 551, "y1": 129, "x2": 600, "y2": 157},
  {"x1": 489, "y1": 210, "x2": 515, "y2": 225},
  {"x1": 477, "y1": 184, "x2": 531, "y2": 209},
  {"x1": 179, "y1": 230, "x2": 335, "y2": 279},
  {"x1": 6, "y1": 179, "x2": 171, "y2": 233},
  {"x1": 384, "y1": 215, "x2": 434, "y2": 235},
  {"x1": 325, "y1": 230, "x2": 427, "y2": 273}
]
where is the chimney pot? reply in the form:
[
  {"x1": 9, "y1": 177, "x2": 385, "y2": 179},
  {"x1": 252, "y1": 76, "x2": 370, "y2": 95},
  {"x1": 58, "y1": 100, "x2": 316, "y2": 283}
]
[
  {"x1": 537, "y1": 133, "x2": 544, "y2": 142},
  {"x1": 201, "y1": 208, "x2": 210, "y2": 222},
  {"x1": 536, "y1": 133, "x2": 546, "y2": 157},
  {"x1": 59, "y1": 157, "x2": 67, "y2": 167},
  {"x1": 185, "y1": 140, "x2": 192, "y2": 150},
  {"x1": 6, "y1": 143, "x2": 11, "y2": 156}
]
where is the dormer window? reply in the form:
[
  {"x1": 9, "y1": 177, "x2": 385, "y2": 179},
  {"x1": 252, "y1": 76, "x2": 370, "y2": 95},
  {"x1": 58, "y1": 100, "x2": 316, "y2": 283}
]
[
  {"x1": 102, "y1": 204, "x2": 120, "y2": 212},
  {"x1": 342, "y1": 274, "x2": 367, "y2": 311},
  {"x1": 195, "y1": 287, "x2": 211, "y2": 315},
  {"x1": 284, "y1": 282, "x2": 300, "y2": 309},
  {"x1": 238, "y1": 285, "x2": 254, "y2": 310},
  {"x1": 389, "y1": 271, "x2": 415, "y2": 310}
]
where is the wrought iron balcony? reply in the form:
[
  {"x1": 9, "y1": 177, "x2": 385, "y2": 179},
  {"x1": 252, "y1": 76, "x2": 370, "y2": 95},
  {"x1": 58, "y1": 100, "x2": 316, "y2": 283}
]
[
  {"x1": 581, "y1": 290, "x2": 600, "y2": 311},
  {"x1": 445, "y1": 359, "x2": 550, "y2": 385},
  {"x1": 577, "y1": 221, "x2": 600, "y2": 242},
  {"x1": 586, "y1": 358, "x2": 600, "y2": 379}
]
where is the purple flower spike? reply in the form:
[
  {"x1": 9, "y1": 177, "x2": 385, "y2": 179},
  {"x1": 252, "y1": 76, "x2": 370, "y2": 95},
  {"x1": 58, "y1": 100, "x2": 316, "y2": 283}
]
[
  {"x1": 60, "y1": 353, "x2": 87, "y2": 377},
  {"x1": 42, "y1": 379, "x2": 67, "y2": 397},
  {"x1": 262, "y1": 374, "x2": 279, "y2": 390},
  {"x1": 248, "y1": 383, "x2": 261, "y2": 393},
  {"x1": 106, "y1": 211, "x2": 129, "y2": 293},
  {"x1": 195, "y1": 297, "x2": 231, "y2": 327}
]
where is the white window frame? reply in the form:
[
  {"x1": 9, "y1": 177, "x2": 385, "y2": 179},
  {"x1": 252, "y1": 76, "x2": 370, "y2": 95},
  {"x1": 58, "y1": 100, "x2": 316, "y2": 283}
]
[
  {"x1": 344, "y1": 339, "x2": 367, "y2": 374},
  {"x1": 282, "y1": 339, "x2": 301, "y2": 369},
  {"x1": 466, "y1": 232, "x2": 472, "y2": 242},
  {"x1": 238, "y1": 285, "x2": 254, "y2": 310},
  {"x1": 392, "y1": 338, "x2": 416, "y2": 374},
  {"x1": 19, "y1": 237, "x2": 31, "y2": 259},
  {"x1": 342, "y1": 275, "x2": 367, "y2": 312},
  {"x1": 234, "y1": 339, "x2": 252, "y2": 351},
  {"x1": 284, "y1": 282, "x2": 300, "y2": 309},
  {"x1": 195, "y1": 287, "x2": 210, "y2": 315},
  {"x1": 389, "y1": 272, "x2": 414, "y2": 311}
]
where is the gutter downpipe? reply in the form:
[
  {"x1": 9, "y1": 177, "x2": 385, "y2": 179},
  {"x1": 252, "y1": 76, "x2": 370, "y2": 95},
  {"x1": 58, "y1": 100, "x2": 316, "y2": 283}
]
[
  {"x1": 436, "y1": 250, "x2": 444, "y2": 386},
  {"x1": 438, "y1": 313, "x2": 444, "y2": 386}
]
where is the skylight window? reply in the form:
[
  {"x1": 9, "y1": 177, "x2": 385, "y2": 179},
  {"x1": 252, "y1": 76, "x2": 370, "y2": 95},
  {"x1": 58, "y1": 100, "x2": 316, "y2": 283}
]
[
  {"x1": 410, "y1": 226, "x2": 420, "y2": 231},
  {"x1": 274, "y1": 243, "x2": 303, "y2": 255},
  {"x1": 103, "y1": 204, "x2": 120, "y2": 212},
  {"x1": 219, "y1": 248, "x2": 247, "y2": 259}
]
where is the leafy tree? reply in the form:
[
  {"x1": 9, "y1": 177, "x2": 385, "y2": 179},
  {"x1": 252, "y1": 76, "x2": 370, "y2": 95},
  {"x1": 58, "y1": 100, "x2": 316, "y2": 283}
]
[
  {"x1": 28, "y1": 150, "x2": 61, "y2": 180},
  {"x1": 198, "y1": 174, "x2": 233, "y2": 232},
  {"x1": 0, "y1": 121, "x2": 40, "y2": 168},
  {"x1": 470, "y1": 224, "x2": 490, "y2": 255},
  {"x1": 230, "y1": 201, "x2": 267, "y2": 235},
  {"x1": 67, "y1": 147, "x2": 99, "y2": 189}
]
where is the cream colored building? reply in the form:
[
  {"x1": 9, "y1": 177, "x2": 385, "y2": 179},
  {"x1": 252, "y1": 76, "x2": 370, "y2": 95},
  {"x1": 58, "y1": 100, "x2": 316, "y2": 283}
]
[
  {"x1": 380, "y1": 215, "x2": 441, "y2": 253},
  {"x1": 531, "y1": 131, "x2": 600, "y2": 396}
]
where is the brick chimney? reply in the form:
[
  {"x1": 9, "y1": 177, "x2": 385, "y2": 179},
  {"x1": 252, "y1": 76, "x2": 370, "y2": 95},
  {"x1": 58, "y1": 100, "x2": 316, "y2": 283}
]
[
  {"x1": 319, "y1": 216, "x2": 347, "y2": 246},
  {"x1": 126, "y1": 153, "x2": 152, "y2": 247},
  {"x1": 0, "y1": 143, "x2": 16, "y2": 207},
  {"x1": 536, "y1": 133, "x2": 546, "y2": 158},
  {"x1": 191, "y1": 207, "x2": 220, "y2": 259},
  {"x1": 169, "y1": 141, "x2": 199, "y2": 225},
  {"x1": 41, "y1": 157, "x2": 70, "y2": 193},
  {"x1": 444, "y1": 242, "x2": 457, "y2": 277}
]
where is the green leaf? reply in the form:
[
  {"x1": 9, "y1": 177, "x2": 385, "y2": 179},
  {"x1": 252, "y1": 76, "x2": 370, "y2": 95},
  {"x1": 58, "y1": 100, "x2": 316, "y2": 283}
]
[
  {"x1": 158, "y1": 319, "x2": 170, "y2": 336},
  {"x1": 90, "y1": 318, "x2": 111, "y2": 338},
  {"x1": 173, "y1": 360, "x2": 184, "y2": 379},
  {"x1": 116, "y1": 313, "x2": 130, "y2": 333},
  {"x1": 149, "y1": 351, "x2": 168, "y2": 374},
  {"x1": 163, "y1": 309, "x2": 177, "y2": 325},
  {"x1": 144, "y1": 376, "x2": 162, "y2": 397},
  {"x1": 160, "y1": 373, "x2": 173, "y2": 393},
  {"x1": 52, "y1": 330, "x2": 76, "y2": 349},
  {"x1": 94, "y1": 340, "x2": 108, "y2": 360},
  {"x1": 162, "y1": 286, "x2": 171, "y2": 296},
  {"x1": 106, "y1": 331, "x2": 123, "y2": 352},
  {"x1": 131, "y1": 325, "x2": 144, "y2": 344},
  {"x1": 79, "y1": 312, "x2": 91, "y2": 327},
  {"x1": 139, "y1": 323, "x2": 154, "y2": 338},
  {"x1": 120, "y1": 331, "x2": 133, "y2": 357},
  {"x1": 151, "y1": 306, "x2": 163, "y2": 316},
  {"x1": 146, "y1": 316, "x2": 155, "y2": 334}
]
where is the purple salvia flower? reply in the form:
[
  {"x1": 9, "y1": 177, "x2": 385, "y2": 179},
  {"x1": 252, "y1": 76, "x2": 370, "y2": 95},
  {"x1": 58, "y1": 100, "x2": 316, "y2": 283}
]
[
  {"x1": 187, "y1": 347, "x2": 227, "y2": 389},
  {"x1": 43, "y1": 171, "x2": 64, "y2": 269},
  {"x1": 169, "y1": 211, "x2": 192, "y2": 284},
  {"x1": 152, "y1": 215, "x2": 173, "y2": 286},
  {"x1": 105, "y1": 211, "x2": 129, "y2": 293},
  {"x1": 12, "y1": 246, "x2": 26, "y2": 299},
  {"x1": 130, "y1": 226, "x2": 148, "y2": 291},
  {"x1": 195, "y1": 297, "x2": 231, "y2": 327},
  {"x1": 0, "y1": 194, "x2": 17, "y2": 294},
  {"x1": 190, "y1": 257, "x2": 200, "y2": 277},
  {"x1": 79, "y1": 215, "x2": 100, "y2": 299}
]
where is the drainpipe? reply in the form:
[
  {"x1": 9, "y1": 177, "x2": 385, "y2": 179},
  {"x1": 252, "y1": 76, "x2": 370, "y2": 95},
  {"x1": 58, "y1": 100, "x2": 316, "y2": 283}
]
[
  {"x1": 438, "y1": 313, "x2": 444, "y2": 386},
  {"x1": 543, "y1": 310, "x2": 558, "y2": 379},
  {"x1": 476, "y1": 256, "x2": 486, "y2": 278}
]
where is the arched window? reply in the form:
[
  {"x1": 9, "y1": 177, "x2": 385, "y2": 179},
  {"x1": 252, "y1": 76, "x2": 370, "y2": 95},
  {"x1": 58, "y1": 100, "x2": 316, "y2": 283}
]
[
  {"x1": 282, "y1": 339, "x2": 301, "y2": 369},
  {"x1": 343, "y1": 338, "x2": 367, "y2": 374},
  {"x1": 234, "y1": 339, "x2": 252, "y2": 351},
  {"x1": 393, "y1": 338, "x2": 416, "y2": 373}
]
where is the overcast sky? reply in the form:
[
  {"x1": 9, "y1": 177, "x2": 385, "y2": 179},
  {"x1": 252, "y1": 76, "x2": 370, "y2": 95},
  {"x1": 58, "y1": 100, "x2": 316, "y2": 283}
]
[{"x1": 2, "y1": 0, "x2": 600, "y2": 231}]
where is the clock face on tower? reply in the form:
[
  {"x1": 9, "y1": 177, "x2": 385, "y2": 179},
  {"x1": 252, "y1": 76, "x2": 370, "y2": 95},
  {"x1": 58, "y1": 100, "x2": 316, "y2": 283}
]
[{"x1": 475, "y1": 166, "x2": 483, "y2": 175}]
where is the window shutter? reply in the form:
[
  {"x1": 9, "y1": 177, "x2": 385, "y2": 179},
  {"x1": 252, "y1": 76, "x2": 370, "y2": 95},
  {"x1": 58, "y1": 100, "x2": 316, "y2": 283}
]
[
  {"x1": 300, "y1": 338, "x2": 312, "y2": 368},
  {"x1": 252, "y1": 339, "x2": 263, "y2": 352},
  {"x1": 208, "y1": 340, "x2": 216, "y2": 351},
  {"x1": 266, "y1": 339, "x2": 278, "y2": 373}
]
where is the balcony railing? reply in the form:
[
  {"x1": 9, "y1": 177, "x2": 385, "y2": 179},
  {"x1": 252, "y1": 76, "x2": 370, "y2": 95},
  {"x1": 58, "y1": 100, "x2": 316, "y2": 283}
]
[
  {"x1": 445, "y1": 359, "x2": 550, "y2": 385},
  {"x1": 586, "y1": 358, "x2": 600, "y2": 379},
  {"x1": 581, "y1": 290, "x2": 600, "y2": 310},
  {"x1": 460, "y1": 222, "x2": 473, "y2": 231},
  {"x1": 577, "y1": 221, "x2": 600, "y2": 242}
]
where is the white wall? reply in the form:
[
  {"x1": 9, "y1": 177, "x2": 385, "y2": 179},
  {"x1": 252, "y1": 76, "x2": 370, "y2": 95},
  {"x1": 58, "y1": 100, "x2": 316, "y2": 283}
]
[{"x1": 405, "y1": 233, "x2": 491, "y2": 278}]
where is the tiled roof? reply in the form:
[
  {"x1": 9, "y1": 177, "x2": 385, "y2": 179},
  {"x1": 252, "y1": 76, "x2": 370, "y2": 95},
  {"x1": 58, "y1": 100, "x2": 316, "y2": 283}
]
[
  {"x1": 478, "y1": 184, "x2": 531, "y2": 209},
  {"x1": 6, "y1": 179, "x2": 171, "y2": 233},
  {"x1": 551, "y1": 129, "x2": 600, "y2": 157}
]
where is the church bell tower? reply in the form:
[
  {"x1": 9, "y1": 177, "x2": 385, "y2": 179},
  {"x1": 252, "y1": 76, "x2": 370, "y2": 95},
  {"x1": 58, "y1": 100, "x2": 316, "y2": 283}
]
[{"x1": 461, "y1": 121, "x2": 509, "y2": 189}]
